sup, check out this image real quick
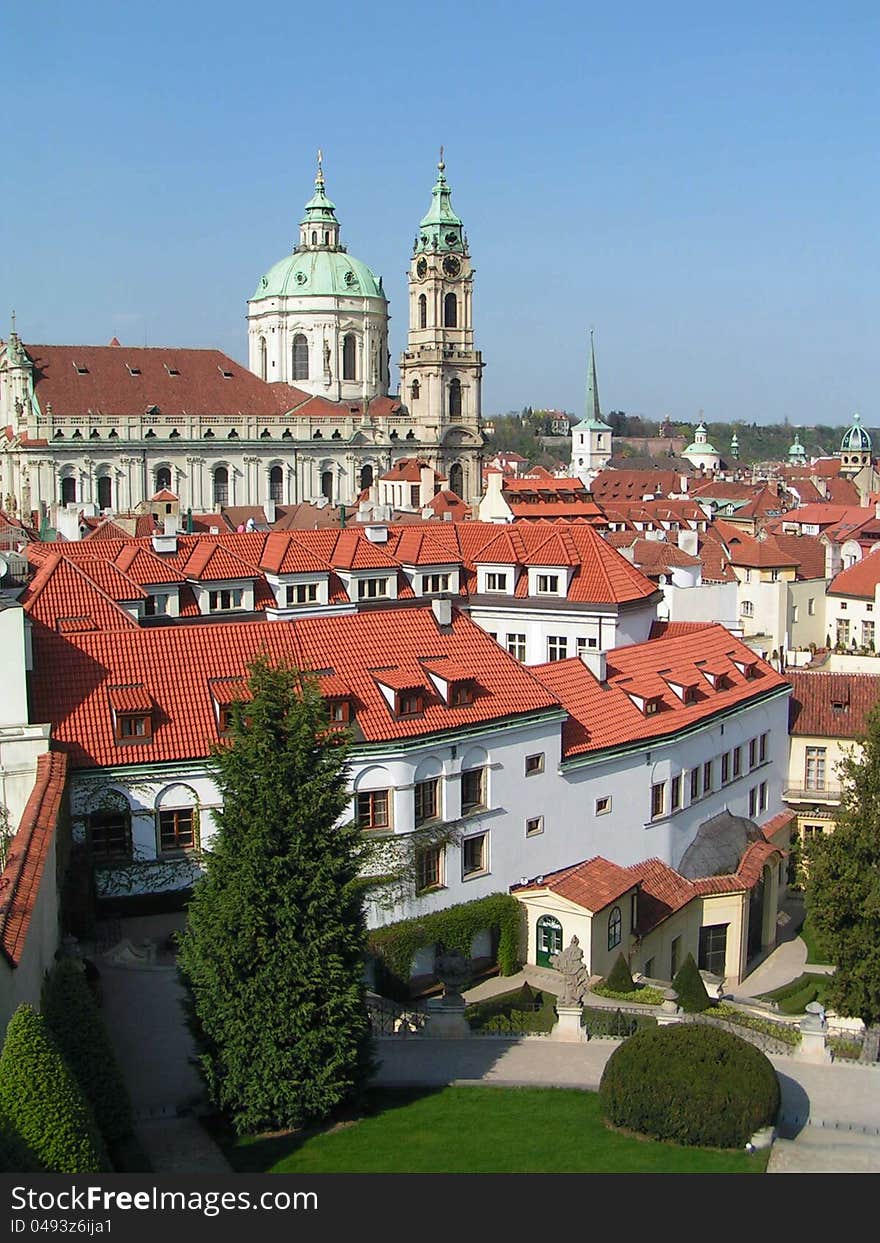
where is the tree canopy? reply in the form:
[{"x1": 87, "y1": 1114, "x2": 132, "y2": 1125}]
[
  {"x1": 177, "y1": 657, "x2": 373, "y2": 1135},
  {"x1": 806, "y1": 702, "x2": 880, "y2": 1025}
]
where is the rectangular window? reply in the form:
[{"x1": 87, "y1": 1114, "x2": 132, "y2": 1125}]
[
  {"x1": 356, "y1": 790, "x2": 390, "y2": 831},
  {"x1": 462, "y1": 833, "x2": 488, "y2": 878},
  {"x1": 506, "y1": 633, "x2": 526, "y2": 662},
  {"x1": 450, "y1": 682, "x2": 474, "y2": 707},
  {"x1": 733, "y1": 746, "x2": 742, "y2": 778},
  {"x1": 397, "y1": 691, "x2": 423, "y2": 717},
  {"x1": 630, "y1": 890, "x2": 638, "y2": 928},
  {"x1": 547, "y1": 636, "x2": 568, "y2": 662},
  {"x1": 670, "y1": 935, "x2": 681, "y2": 979},
  {"x1": 703, "y1": 760, "x2": 713, "y2": 794},
  {"x1": 749, "y1": 786, "x2": 758, "y2": 818},
  {"x1": 415, "y1": 844, "x2": 444, "y2": 892},
  {"x1": 286, "y1": 582, "x2": 319, "y2": 606},
  {"x1": 525, "y1": 753, "x2": 544, "y2": 776},
  {"x1": 792, "y1": 604, "x2": 798, "y2": 623},
  {"x1": 651, "y1": 781, "x2": 666, "y2": 819},
  {"x1": 422, "y1": 573, "x2": 450, "y2": 594},
  {"x1": 803, "y1": 823, "x2": 824, "y2": 840},
  {"x1": 863, "y1": 620, "x2": 875, "y2": 649},
  {"x1": 358, "y1": 577, "x2": 389, "y2": 600},
  {"x1": 486, "y1": 572, "x2": 508, "y2": 592},
  {"x1": 525, "y1": 815, "x2": 544, "y2": 837},
  {"x1": 670, "y1": 775, "x2": 682, "y2": 811},
  {"x1": 536, "y1": 574, "x2": 559, "y2": 594},
  {"x1": 158, "y1": 808, "x2": 196, "y2": 854},
  {"x1": 805, "y1": 746, "x2": 826, "y2": 791},
  {"x1": 760, "y1": 732, "x2": 768, "y2": 763},
  {"x1": 749, "y1": 738, "x2": 758, "y2": 769},
  {"x1": 414, "y1": 778, "x2": 440, "y2": 827},
  {"x1": 595, "y1": 795, "x2": 611, "y2": 815},
  {"x1": 327, "y1": 700, "x2": 350, "y2": 724},
  {"x1": 144, "y1": 593, "x2": 169, "y2": 617},
  {"x1": 808, "y1": 598, "x2": 816, "y2": 616},
  {"x1": 836, "y1": 618, "x2": 850, "y2": 647},
  {"x1": 759, "y1": 782, "x2": 768, "y2": 812},
  {"x1": 721, "y1": 752, "x2": 730, "y2": 785},
  {"x1": 116, "y1": 713, "x2": 151, "y2": 742},
  {"x1": 88, "y1": 811, "x2": 131, "y2": 862},
  {"x1": 644, "y1": 957, "x2": 655, "y2": 979},
  {"x1": 690, "y1": 767, "x2": 701, "y2": 802},
  {"x1": 461, "y1": 768, "x2": 486, "y2": 814},
  {"x1": 209, "y1": 588, "x2": 244, "y2": 611}
]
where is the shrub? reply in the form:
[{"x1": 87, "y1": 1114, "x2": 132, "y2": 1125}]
[
  {"x1": 603, "y1": 953, "x2": 635, "y2": 993},
  {"x1": 704, "y1": 1005, "x2": 801, "y2": 1046},
  {"x1": 599, "y1": 1024, "x2": 780, "y2": 1148},
  {"x1": 828, "y1": 1036, "x2": 862, "y2": 1061},
  {"x1": 592, "y1": 984, "x2": 664, "y2": 1006},
  {"x1": 0, "y1": 1110, "x2": 43, "y2": 1173},
  {"x1": 672, "y1": 953, "x2": 711, "y2": 1012},
  {"x1": 41, "y1": 960, "x2": 133, "y2": 1147},
  {"x1": 0, "y1": 1006, "x2": 110, "y2": 1172}
]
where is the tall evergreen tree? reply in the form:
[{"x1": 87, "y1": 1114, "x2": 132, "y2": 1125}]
[
  {"x1": 177, "y1": 658, "x2": 373, "y2": 1135},
  {"x1": 806, "y1": 702, "x2": 880, "y2": 1025}
]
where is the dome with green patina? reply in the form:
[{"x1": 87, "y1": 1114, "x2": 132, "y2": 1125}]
[
  {"x1": 840, "y1": 413, "x2": 872, "y2": 454},
  {"x1": 251, "y1": 249, "x2": 384, "y2": 301},
  {"x1": 684, "y1": 423, "x2": 718, "y2": 455},
  {"x1": 414, "y1": 153, "x2": 466, "y2": 255},
  {"x1": 788, "y1": 433, "x2": 806, "y2": 461}
]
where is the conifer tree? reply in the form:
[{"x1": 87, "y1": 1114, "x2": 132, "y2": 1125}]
[
  {"x1": 177, "y1": 658, "x2": 373, "y2": 1135},
  {"x1": 806, "y1": 702, "x2": 880, "y2": 1025}
]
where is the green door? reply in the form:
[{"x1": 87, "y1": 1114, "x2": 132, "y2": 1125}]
[{"x1": 536, "y1": 915, "x2": 563, "y2": 967}]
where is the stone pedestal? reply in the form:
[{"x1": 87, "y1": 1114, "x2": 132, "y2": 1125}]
[
  {"x1": 656, "y1": 988, "x2": 680, "y2": 1026},
  {"x1": 552, "y1": 1005, "x2": 585, "y2": 1042},
  {"x1": 424, "y1": 997, "x2": 470, "y2": 1039},
  {"x1": 796, "y1": 1010, "x2": 831, "y2": 1064}
]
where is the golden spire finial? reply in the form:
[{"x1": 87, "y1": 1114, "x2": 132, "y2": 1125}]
[{"x1": 316, "y1": 148, "x2": 324, "y2": 184}]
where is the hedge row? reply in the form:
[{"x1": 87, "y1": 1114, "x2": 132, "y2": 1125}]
[
  {"x1": 368, "y1": 893, "x2": 522, "y2": 998},
  {"x1": 705, "y1": 1004, "x2": 801, "y2": 1046},
  {"x1": 42, "y1": 960, "x2": 134, "y2": 1147},
  {"x1": 592, "y1": 984, "x2": 665, "y2": 1006}
]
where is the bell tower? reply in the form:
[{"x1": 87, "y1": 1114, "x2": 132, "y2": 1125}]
[{"x1": 399, "y1": 152, "x2": 483, "y2": 503}]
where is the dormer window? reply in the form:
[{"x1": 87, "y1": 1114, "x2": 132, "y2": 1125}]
[
  {"x1": 644, "y1": 698, "x2": 660, "y2": 716},
  {"x1": 422, "y1": 573, "x2": 450, "y2": 594},
  {"x1": 358, "y1": 576, "x2": 389, "y2": 600},
  {"x1": 732, "y1": 657, "x2": 759, "y2": 679},
  {"x1": 165, "y1": 364, "x2": 180, "y2": 376},
  {"x1": 450, "y1": 681, "x2": 475, "y2": 707},
  {"x1": 109, "y1": 684, "x2": 153, "y2": 744},
  {"x1": 209, "y1": 588, "x2": 244, "y2": 611},
  {"x1": 117, "y1": 713, "x2": 151, "y2": 741},
  {"x1": 73, "y1": 361, "x2": 89, "y2": 374},
  {"x1": 326, "y1": 699, "x2": 352, "y2": 725},
  {"x1": 485, "y1": 572, "x2": 508, "y2": 592},
  {"x1": 126, "y1": 364, "x2": 141, "y2": 376},
  {"x1": 286, "y1": 582, "x2": 319, "y2": 606}
]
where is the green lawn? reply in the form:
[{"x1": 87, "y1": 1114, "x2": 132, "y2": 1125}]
[
  {"x1": 209, "y1": 1087, "x2": 769, "y2": 1174},
  {"x1": 758, "y1": 972, "x2": 832, "y2": 1014}
]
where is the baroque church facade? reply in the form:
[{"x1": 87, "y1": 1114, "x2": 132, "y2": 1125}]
[{"x1": 0, "y1": 155, "x2": 484, "y2": 519}]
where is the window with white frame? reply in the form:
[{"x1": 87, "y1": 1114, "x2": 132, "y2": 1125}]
[
  {"x1": 286, "y1": 582, "x2": 319, "y2": 606},
  {"x1": 547, "y1": 635, "x2": 568, "y2": 662},
  {"x1": 670, "y1": 775, "x2": 682, "y2": 811},
  {"x1": 485, "y1": 572, "x2": 508, "y2": 592},
  {"x1": 759, "y1": 782, "x2": 768, "y2": 812},
  {"x1": 651, "y1": 781, "x2": 666, "y2": 819},
  {"x1": 741, "y1": 600, "x2": 754, "y2": 618},
  {"x1": 506, "y1": 633, "x2": 526, "y2": 661},
  {"x1": 525, "y1": 753, "x2": 544, "y2": 776},
  {"x1": 721, "y1": 752, "x2": 730, "y2": 784},
  {"x1": 356, "y1": 789, "x2": 391, "y2": 832},
  {"x1": 422, "y1": 573, "x2": 450, "y2": 594},
  {"x1": 525, "y1": 815, "x2": 544, "y2": 837},
  {"x1": 209, "y1": 588, "x2": 244, "y2": 611},
  {"x1": 804, "y1": 746, "x2": 826, "y2": 790},
  {"x1": 595, "y1": 796, "x2": 611, "y2": 815},
  {"x1": 749, "y1": 786, "x2": 758, "y2": 818},
  {"x1": 536, "y1": 574, "x2": 560, "y2": 594},
  {"x1": 358, "y1": 577, "x2": 389, "y2": 600}
]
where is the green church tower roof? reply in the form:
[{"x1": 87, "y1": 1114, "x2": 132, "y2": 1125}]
[
  {"x1": 300, "y1": 150, "x2": 338, "y2": 225},
  {"x1": 572, "y1": 330, "x2": 610, "y2": 431},
  {"x1": 415, "y1": 148, "x2": 465, "y2": 254}
]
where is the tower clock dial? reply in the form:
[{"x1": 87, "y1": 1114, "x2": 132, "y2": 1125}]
[
  {"x1": 416, "y1": 257, "x2": 428, "y2": 278},
  {"x1": 442, "y1": 255, "x2": 461, "y2": 278}
]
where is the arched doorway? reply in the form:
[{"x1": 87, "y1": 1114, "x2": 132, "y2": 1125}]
[
  {"x1": 269, "y1": 465, "x2": 283, "y2": 503},
  {"x1": 96, "y1": 476, "x2": 112, "y2": 511},
  {"x1": 321, "y1": 471, "x2": 333, "y2": 503},
  {"x1": 359, "y1": 464, "x2": 374, "y2": 491},
  {"x1": 213, "y1": 466, "x2": 229, "y2": 507},
  {"x1": 448, "y1": 463, "x2": 463, "y2": 497},
  {"x1": 60, "y1": 476, "x2": 76, "y2": 505},
  {"x1": 536, "y1": 915, "x2": 563, "y2": 968},
  {"x1": 156, "y1": 466, "x2": 172, "y2": 492}
]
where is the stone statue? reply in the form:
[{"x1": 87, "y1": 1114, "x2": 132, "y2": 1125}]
[
  {"x1": 435, "y1": 948, "x2": 471, "y2": 1002},
  {"x1": 323, "y1": 339, "x2": 331, "y2": 381},
  {"x1": 551, "y1": 936, "x2": 589, "y2": 1007}
]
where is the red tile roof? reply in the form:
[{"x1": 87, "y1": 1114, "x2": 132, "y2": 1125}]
[
  {"x1": 1, "y1": 753, "x2": 67, "y2": 968},
  {"x1": 828, "y1": 549, "x2": 880, "y2": 598},
  {"x1": 513, "y1": 856, "x2": 636, "y2": 911},
  {"x1": 379, "y1": 458, "x2": 446, "y2": 483},
  {"x1": 29, "y1": 607, "x2": 562, "y2": 770},
  {"x1": 24, "y1": 344, "x2": 307, "y2": 417},
  {"x1": 590, "y1": 469, "x2": 684, "y2": 502},
  {"x1": 788, "y1": 671, "x2": 880, "y2": 738},
  {"x1": 20, "y1": 553, "x2": 141, "y2": 633},
  {"x1": 531, "y1": 625, "x2": 789, "y2": 758}
]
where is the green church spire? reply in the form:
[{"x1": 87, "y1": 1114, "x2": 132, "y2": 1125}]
[
  {"x1": 415, "y1": 148, "x2": 464, "y2": 254},
  {"x1": 301, "y1": 149, "x2": 339, "y2": 228}
]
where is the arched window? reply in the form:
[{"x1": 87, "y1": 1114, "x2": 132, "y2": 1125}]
[
  {"x1": 359, "y1": 464, "x2": 374, "y2": 491},
  {"x1": 259, "y1": 337, "x2": 267, "y2": 381},
  {"x1": 321, "y1": 471, "x2": 333, "y2": 503},
  {"x1": 608, "y1": 906, "x2": 622, "y2": 950},
  {"x1": 156, "y1": 466, "x2": 172, "y2": 492},
  {"x1": 444, "y1": 292, "x2": 457, "y2": 327},
  {"x1": 269, "y1": 465, "x2": 283, "y2": 503},
  {"x1": 213, "y1": 466, "x2": 229, "y2": 507},
  {"x1": 410, "y1": 380, "x2": 420, "y2": 403},
  {"x1": 292, "y1": 334, "x2": 309, "y2": 381},
  {"x1": 418, "y1": 294, "x2": 427, "y2": 329},
  {"x1": 60, "y1": 476, "x2": 76, "y2": 505},
  {"x1": 343, "y1": 334, "x2": 357, "y2": 382},
  {"x1": 96, "y1": 476, "x2": 112, "y2": 511},
  {"x1": 449, "y1": 463, "x2": 463, "y2": 498},
  {"x1": 449, "y1": 378, "x2": 462, "y2": 419},
  {"x1": 536, "y1": 915, "x2": 563, "y2": 967},
  {"x1": 311, "y1": 230, "x2": 317, "y2": 245},
  {"x1": 324, "y1": 231, "x2": 329, "y2": 245}
]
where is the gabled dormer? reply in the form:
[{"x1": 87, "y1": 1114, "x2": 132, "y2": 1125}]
[
  {"x1": 108, "y1": 684, "x2": 153, "y2": 745},
  {"x1": 421, "y1": 658, "x2": 479, "y2": 706},
  {"x1": 318, "y1": 672, "x2": 355, "y2": 727},
  {"x1": 209, "y1": 677, "x2": 253, "y2": 736},
  {"x1": 371, "y1": 668, "x2": 430, "y2": 719}
]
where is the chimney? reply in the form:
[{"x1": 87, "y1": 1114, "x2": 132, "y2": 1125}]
[
  {"x1": 677, "y1": 528, "x2": 699, "y2": 556},
  {"x1": 419, "y1": 463, "x2": 435, "y2": 508},
  {"x1": 431, "y1": 597, "x2": 452, "y2": 628},
  {"x1": 874, "y1": 501, "x2": 880, "y2": 521},
  {"x1": 152, "y1": 517, "x2": 178, "y2": 554},
  {"x1": 163, "y1": 513, "x2": 176, "y2": 536},
  {"x1": 263, "y1": 498, "x2": 276, "y2": 524},
  {"x1": 579, "y1": 648, "x2": 607, "y2": 681},
  {"x1": 365, "y1": 524, "x2": 389, "y2": 544},
  {"x1": 679, "y1": 476, "x2": 689, "y2": 494}
]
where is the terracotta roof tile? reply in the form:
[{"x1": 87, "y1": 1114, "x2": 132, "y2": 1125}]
[
  {"x1": 828, "y1": 550, "x2": 880, "y2": 598},
  {"x1": 788, "y1": 671, "x2": 880, "y2": 738},
  {"x1": 513, "y1": 856, "x2": 636, "y2": 911}
]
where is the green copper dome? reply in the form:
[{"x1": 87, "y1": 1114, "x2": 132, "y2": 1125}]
[
  {"x1": 414, "y1": 151, "x2": 465, "y2": 254},
  {"x1": 840, "y1": 413, "x2": 872, "y2": 453},
  {"x1": 684, "y1": 423, "x2": 718, "y2": 455},
  {"x1": 788, "y1": 434, "x2": 806, "y2": 460},
  {"x1": 252, "y1": 249, "x2": 385, "y2": 301}
]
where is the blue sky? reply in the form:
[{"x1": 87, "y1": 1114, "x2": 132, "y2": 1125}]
[{"x1": 3, "y1": 1, "x2": 877, "y2": 425}]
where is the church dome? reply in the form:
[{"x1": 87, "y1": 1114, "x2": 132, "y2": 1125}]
[
  {"x1": 251, "y1": 249, "x2": 384, "y2": 301},
  {"x1": 840, "y1": 413, "x2": 872, "y2": 454}
]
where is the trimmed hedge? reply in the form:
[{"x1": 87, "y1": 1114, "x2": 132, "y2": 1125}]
[
  {"x1": 368, "y1": 893, "x2": 523, "y2": 998},
  {"x1": 0, "y1": 1110, "x2": 43, "y2": 1173},
  {"x1": 603, "y1": 953, "x2": 635, "y2": 993},
  {"x1": 672, "y1": 953, "x2": 712, "y2": 1013},
  {"x1": 592, "y1": 984, "x2": 665, "y2": 1006},
  {"x1": 42, "y1": 960, "x2": 134, "y2": 1147},
  {"x1": 704, "y1": 1005, "x2": 801, "y2": 1047},
  {"x1": 599, "y1": 1024, "x2": 780, "y2": 1149},
  {"x1": 0, "y1": 1006, "x2": 110, "y2": 1173}
]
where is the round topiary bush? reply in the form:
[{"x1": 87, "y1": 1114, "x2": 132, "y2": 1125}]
[{"x1": 598, "y1": 1024, "x2": 780, "y2": 1149}]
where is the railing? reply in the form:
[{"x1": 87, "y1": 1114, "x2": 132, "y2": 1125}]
[
  {"x1": 366, "y1": 995, "x2": 427, "y2": 1037},
  {"x1": 679, "y1": 1009, "x2": 799, "y2": 1056},
  {"x1": 784, "y1": 785, "x2": 842, "y2": 803}
]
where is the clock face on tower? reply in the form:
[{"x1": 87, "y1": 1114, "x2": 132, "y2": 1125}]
[
  {"x1": 443, "y1": 255, "x2": 461, "y2": 278},
  {"x1": 416, "y1": 257, "x2": 428, "y2": 278}
]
